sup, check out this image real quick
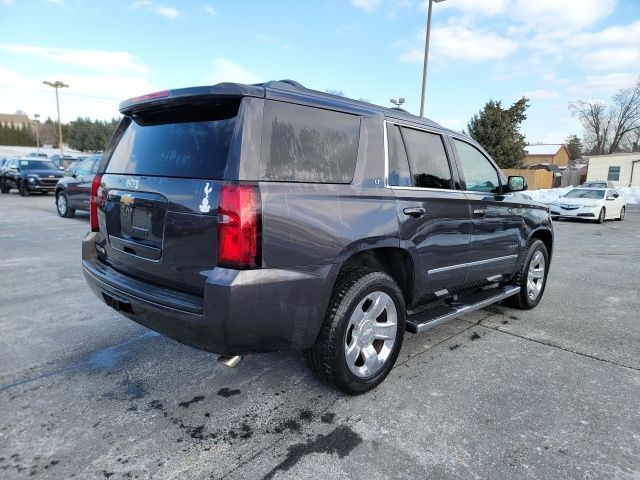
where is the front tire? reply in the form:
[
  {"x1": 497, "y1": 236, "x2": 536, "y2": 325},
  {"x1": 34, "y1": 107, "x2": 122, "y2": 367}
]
[
  {"x1": 304, "y1": 269, "x2": 406, "y2": 395},
  {"x1": 18, "y1": 180, "x2": 29, "y2": 197},
  {"x1": 0, "y1": 178, "x2": 9, "y2": 194},
  {"x1": 505, "y1": 239, "x2": 549, "y2": 310},
  {"x1": 597, "y1": 207, "x2": 605, "y2": 224},
  {"x1": 56, "y1": 191, "x2": 75, "y2": 218},
  {"x1": 617, "y1": 206, "x2": 625, "y2": 221}
]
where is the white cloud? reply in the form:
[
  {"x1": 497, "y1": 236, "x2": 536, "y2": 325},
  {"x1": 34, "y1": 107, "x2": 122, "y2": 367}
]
[
  {"x1": 436, "y1": 0, "x2": 509, "y2": 17},
  {"x1": 510, "y1": 0, "x2": 616, "y2": 32},
  {"x1": 0, "y1": 67, "x2": 155, "y2": 122},
  {"x1": 0, "y1": 44, "x2": 149, "y2": 75},
  {"x1": 44, "y1": 0, "x2": 63, "y2": 5},
  {"x1": 255, "y1": 33, "x2": 277, "y2": 43},
  {"x1": 203, "y1": 4, "x2": 216, "y2": 15},
  {"x1": 351, "y1": 0, "x2": 382, "y2": 12},
  {"x1": 131, "y1": 1, "x2": 182, "y2": 20},
  {"x1": 1, "y1": 0, "x2": 14, "y2": 5},
  {"x1": 580, "y1": 48, "x2": 640, "y2": 71},
  {"x1": 566, "y1": 73, "x2": 639, "y2": 97},
  {"x1": 400, "y1": 25, "x2": 517, "y2": 63},
  {"x1": 524, "y1": 89, "x2": 559, "y2": 99},
  {"x1": 440, "y1": 119, "x2": 463, "y2": 129},
  {"x1": 209, "y1": 59, "x2": 261, "y2": 85}
]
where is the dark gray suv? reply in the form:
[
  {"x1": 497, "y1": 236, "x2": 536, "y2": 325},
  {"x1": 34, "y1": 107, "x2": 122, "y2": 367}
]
[{"x1": 82, "y1": 80, "x2": 553, "y2": 394}]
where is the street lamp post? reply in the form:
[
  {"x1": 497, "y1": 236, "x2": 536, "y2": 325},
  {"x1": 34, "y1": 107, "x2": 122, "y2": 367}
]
[
  {"x1": 43, "y1": 80, "x2": 69, "y2": 155},
  {"x1": 34, "y1": 113, "x2": 40, "y2": 154},
  {"x1": 419, "y1": 0, "x2": 446, "y2": 118}
]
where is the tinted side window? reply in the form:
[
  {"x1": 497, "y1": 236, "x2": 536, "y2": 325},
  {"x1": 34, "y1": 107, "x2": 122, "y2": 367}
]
[
  {"x1": 260, "y1": 101, "x2": 360, "y2": 183},
  {"x1": 453, "y1": 139, "x2": 500, "y2": 193},
  {"x1": 400, "y1": 127, "x2": 452, "y2": 189},
  {"x1": 387, "y1": 124, "x2": 411, "y2": 187}
]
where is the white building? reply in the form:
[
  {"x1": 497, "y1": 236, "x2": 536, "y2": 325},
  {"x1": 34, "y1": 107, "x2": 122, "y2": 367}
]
[{"x1": 584, "y1": 152, "x2": 640, "y2": 187}]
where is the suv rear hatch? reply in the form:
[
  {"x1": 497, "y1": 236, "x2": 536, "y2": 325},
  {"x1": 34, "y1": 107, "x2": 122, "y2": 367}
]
[{"x1": 96, "y1": 96, "x2": 247, "y2": 295}]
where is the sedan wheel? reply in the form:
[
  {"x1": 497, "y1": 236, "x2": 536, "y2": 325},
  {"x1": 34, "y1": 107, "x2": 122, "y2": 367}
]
[
  {"x1": 56, "y1": 192, "x2": 75, "y2": 218},
  {"x1": 597, "y1": 208, "x2": 605, "y2": 224},
  {"x1": 617, "y1": 206, "x2": 625, "y2": 221}
]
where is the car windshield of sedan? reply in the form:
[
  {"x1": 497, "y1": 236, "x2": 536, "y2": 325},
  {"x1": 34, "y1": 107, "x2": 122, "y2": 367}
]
[
  {"x1": 564, "y1": 189, "x2": 605, "y2": 199},
  {"x1": 19, "y1": 160, "x2": 59, "y2": 170}
]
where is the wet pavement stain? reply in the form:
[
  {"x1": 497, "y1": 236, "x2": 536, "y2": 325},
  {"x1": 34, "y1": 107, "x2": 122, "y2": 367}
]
[
  {"x1": 178, "y1": 395, "x2": 205, "y2": 408},
  {"x1": 470, "y1": 332, "x2": 481, "y2": 341},
  {"x1": 449, "y1": 344, "x2": 460, "y2": 350},
  {"x1": 217, "y1": 387, "x2": 241, "y2": 398},
  {"x1": 320, "y1": 412, "x2": 336, "y2": 424},
  {"x1": 262, "y1": 426, "x2": 363, "y2": 480},
  {"x1": 0, "y1": 331, "x2": 160, "y2": 392}
]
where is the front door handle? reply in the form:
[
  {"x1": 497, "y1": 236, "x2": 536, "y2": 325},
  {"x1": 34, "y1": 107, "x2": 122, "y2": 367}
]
[
  {"x1": 473, "y1": 208, "x2": 486, "y2": 218},
  {"x1": 403, "y1": 207, "x2": 426, "y2": 218}
]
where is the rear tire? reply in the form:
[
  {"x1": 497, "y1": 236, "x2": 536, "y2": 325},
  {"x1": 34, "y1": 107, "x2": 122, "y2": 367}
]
[
  {"x1": 616, "y1": 206, "x2": 625, "y2": 221},
  {"x1": 56, "y1": 191, "x2": 75, "y2": 218},
  {"x1": 0, "y1": 178, "x2": 9, "y2": 194},
  {"x1": 505, "y1": 239, "x2": 549, "y2": 310},
  {"x1": 304, "y1": 268, "x2": 406, "y2": 395},
  {"x1": 597, "y1": 208, "x2": 605, "y2": 224}
]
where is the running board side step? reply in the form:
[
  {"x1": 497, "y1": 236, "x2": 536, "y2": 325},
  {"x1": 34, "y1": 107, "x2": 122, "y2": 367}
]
[{"x1": 406, "y1": 285, "x2": 520, "y2": 334}]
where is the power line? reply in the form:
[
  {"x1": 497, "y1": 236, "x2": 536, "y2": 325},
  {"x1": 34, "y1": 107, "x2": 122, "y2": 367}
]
[{"x1": 0, "y1": 84, "x2": 122, "y2": 101}]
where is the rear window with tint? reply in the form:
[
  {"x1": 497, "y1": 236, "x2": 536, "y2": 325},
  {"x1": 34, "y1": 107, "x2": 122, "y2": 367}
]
[
  {"x1": 260, "y1": 101, "x2": 360, "y2": 183},
  {"x1": 105, "y1": 101, "x2": 239, "y2": 179}
]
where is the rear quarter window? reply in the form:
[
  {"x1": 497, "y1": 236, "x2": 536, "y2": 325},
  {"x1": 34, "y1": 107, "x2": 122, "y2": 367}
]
[{"x1": 260, "y1": 101, "x2": 360, "y2": 183}]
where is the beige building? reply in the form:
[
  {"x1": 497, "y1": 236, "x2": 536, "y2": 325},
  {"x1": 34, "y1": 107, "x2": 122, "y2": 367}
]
[
  {"x1": 524, "y1": 144, "x2": 570, "y2": 167},
  {"x1": 585, "y1": 152, "x2": 640, "y2": 187},
  {"x1": 0, "y1": 113, "x2": 32, "y2": 129}
]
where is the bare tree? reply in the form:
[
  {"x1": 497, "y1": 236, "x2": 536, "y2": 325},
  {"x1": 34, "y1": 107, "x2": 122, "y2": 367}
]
[{"x1": 569, "y1": 77, "x2": 640, "y2": 155}]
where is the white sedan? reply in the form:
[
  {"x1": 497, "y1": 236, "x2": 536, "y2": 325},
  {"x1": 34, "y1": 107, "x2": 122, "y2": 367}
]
[{"x1": 549, "y1": 188, "x2": 626, "y2": 223}]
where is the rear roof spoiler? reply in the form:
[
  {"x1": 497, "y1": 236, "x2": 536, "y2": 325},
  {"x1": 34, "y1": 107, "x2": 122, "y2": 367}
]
[{"x1": 119, "y1": 83, "x2": 265, "y2": 115}]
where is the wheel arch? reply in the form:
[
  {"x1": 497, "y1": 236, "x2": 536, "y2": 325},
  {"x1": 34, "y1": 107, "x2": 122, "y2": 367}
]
[{"x1": 528, "y1": 228, "x2": 553, "y2": 262}]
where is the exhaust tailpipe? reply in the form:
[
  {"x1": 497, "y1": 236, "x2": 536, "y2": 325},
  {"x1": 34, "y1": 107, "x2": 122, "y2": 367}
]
[{"x1": 217, "y1": 355, "x2": 243, "y2": 368}]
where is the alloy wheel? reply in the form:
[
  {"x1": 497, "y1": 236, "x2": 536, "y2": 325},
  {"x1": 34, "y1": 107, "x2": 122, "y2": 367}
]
[
  {"x1": 526, "y1": 251, "x2": 546, "y2": 301},
  {"x1": 344, "y1": 291, "x2": 398, "y2": 378}
]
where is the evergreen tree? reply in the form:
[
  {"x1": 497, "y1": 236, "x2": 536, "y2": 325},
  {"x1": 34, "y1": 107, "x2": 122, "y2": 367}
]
[
  {"x1": 466, "y1": 97, "x2": 530, "y2": 168},
  {"x1": 564, "y1": 134, "x2": 583, "y2": 160}
]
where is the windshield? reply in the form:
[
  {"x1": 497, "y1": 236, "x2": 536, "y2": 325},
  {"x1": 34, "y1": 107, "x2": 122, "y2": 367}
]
[
  {"x1": 564, "y1": 189, "x2": 605, "y2": 199},
  {"x1": 19, "y1": 160, "x2": 59, "y2": 171}
]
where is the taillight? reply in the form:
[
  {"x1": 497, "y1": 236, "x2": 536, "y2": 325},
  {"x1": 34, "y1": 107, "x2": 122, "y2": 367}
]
[
  {"x1": 217, "y1": 183, "x2": 261, "y2": 269},
  {"x1": 90, "y1": 174, "x2": 103, "y2": 232}
]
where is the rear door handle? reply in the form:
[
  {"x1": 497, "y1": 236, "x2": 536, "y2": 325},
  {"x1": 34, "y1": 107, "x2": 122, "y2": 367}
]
[
  {"x1": 473, "y1": 209, "x2": 486, "y2": 218},
  {"x1": 403, "y1": 207, "x2": 426, "y2": 218}
]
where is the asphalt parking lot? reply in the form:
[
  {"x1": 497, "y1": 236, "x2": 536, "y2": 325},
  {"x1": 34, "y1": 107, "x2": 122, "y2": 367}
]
[{"x1": 1, "y1": 193, "x2": 639, "y2": 480}]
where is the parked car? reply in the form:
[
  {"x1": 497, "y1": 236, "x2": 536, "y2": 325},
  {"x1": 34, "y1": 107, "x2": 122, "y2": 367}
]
[
  {"x1": 51, "y1": 155, "x2": 79, "y2": 171},
  {"x1": 550, "y1": 188, "x2": 626, "y2": 223},
  {"x1": 27, "y1": 152, "x2": 49, "y2": 159},
  {"x1": 582, "y1": 180, "x2": 614, "y2": 188},
  {"x1": 55, "y1": 155, "x2": 102, "y2": 217},
  {"x1": 81, "y1": 80, "x2": 553, "y2": 394},
  {"x1": 0, "y1": 158, "x2": 64, "y2": 196}
]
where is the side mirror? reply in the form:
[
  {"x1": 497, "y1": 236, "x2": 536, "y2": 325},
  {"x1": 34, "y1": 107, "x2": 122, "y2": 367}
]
[
  {"x1": 613, "y1": 193, "x2": 619, "y2": 198},
  {"x1": 506, "y1": 175, "x2": 527, "y2": 192}
]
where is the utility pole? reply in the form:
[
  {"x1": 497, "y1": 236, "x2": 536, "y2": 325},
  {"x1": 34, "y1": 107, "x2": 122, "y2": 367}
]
[
  {"x1": 34, "y1": 113, "x2": 40, "y2": 153},
  {"x1": 419, "y1": 0, "x2": 446, "y2": 117},
  {"x1": 43, "y1": 80, "x2": 69, "y2": 155}
]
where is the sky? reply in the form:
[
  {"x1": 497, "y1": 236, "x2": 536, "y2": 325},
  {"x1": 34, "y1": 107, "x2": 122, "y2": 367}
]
[{"x1": 0, "y1": 0, "x2": 638, "y2": 145}]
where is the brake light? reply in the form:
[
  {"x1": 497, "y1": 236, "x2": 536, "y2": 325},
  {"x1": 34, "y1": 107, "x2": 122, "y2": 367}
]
[
  {"x1": 128, "y1": 90, "x2": 170, "y2": 103},
  {"x1": 90, "y1": 174, "x2": 103, "y2": 232},
  {"x1": 217, "y1": 183, "x2": 261, "y2": 269}
]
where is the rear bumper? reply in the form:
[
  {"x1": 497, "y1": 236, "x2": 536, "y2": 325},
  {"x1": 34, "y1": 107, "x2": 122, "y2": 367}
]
[{"x1": 82, "y1": 232, "x2": 332, "y2": 355}]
